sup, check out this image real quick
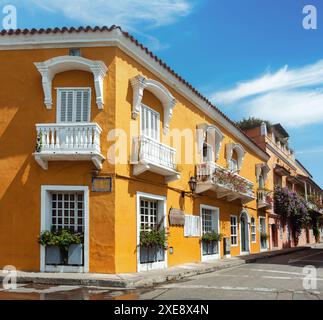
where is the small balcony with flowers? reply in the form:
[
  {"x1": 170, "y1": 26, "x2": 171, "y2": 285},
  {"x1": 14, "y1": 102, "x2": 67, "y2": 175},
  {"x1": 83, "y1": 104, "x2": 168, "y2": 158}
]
[{"x1": 195, "y1": 162, "x2": 255, "y2": 204}]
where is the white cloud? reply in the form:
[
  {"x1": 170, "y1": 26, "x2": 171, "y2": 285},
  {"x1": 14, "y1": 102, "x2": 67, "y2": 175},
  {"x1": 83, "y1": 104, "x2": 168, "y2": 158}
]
[
  {"x1": 30, "y1": 0, "x2": 194, "y2": 29},
  {"x1": 211, "y1": 60, "x2": 323, "y2": 128},
  {"x1": 298, "y1": 146, "x2": 323, "y2": 155},
  {"x1": 243, "y1": 90, "x2": 323, "y2": 127}
]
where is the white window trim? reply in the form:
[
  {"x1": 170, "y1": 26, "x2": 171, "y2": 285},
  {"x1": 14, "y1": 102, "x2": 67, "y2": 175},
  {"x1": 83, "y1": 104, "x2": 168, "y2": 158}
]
[
  {"x1": 140, "y1": 103, "x2": 160, "y2": 141},
  {"x1": 34, "y1": 55, "x2": 108, "y2": 109},
  {"x1": 230, "y1": 215, "x2": 238, "y2": 247},
  {"x1": 200, "y1": 205, "x2": 220, "y2": 262},
  {"x1": 40, "y1": 185, "x2": 89, "y2": 273},
  {"x1": 56, "y1": 87, "x2": 91, "y2": 123},
  {"x1": 251, "y1": 217, "x2": 257, "y2": 244},
  {"x1": 259, "y1": 216, "x2": 268, "y2": 252},
  {"x1": 136, "y1": 192, "x2": 167, "y2": 272},
  {"x1": 239, "y1": 211, "x2": 251, "y2": 255}
]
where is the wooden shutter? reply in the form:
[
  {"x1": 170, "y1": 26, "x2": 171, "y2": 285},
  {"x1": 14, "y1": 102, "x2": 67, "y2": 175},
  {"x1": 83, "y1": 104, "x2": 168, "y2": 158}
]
[
  {"x1": 58, "y1": 89, "x2": 90, "y2": 123},
  {"x1": 184, "y1": 215, "x2": 201, "y2": 237},
  {"x1": 141, "y1": 105, "x2": 160, "y2": 141}
]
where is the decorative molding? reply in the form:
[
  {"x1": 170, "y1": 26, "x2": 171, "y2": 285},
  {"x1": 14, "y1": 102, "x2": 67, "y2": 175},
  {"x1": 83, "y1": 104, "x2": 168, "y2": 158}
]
[
  {"x1": 226, "y1": 143, "x2": 245, "y2": 171},
  {"x1": 34, "y1": 55, "x2": 108, "y2": 109},
  {"x1": 1, "y1": 30, "x2": 268, "y2": 160},
  {"x1": 256, "y1": 163, "x2": 270, "y2": 183},
  {"x1": 197, "y1": 123, "x2": 225, "y2": 161},
  {"x1": 130, "y1": 75, "x2": 177, "y2": 135}
]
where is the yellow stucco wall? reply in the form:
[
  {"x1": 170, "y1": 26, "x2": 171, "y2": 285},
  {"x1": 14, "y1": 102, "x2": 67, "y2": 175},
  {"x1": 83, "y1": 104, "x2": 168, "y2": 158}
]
[
  {"x1": 113, "y1": 48, "x2": 268, "y2": 273},
  {"x1": 0, "y1": 44, "x2": 269, "y2": 274},
  {"x1": 0, "y1": 47, "x2": 117, "y2": 273}
]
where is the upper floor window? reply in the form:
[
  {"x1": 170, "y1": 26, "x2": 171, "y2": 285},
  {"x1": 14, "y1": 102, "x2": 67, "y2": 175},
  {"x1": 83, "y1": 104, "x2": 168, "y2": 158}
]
[
  {"x1": 203, "y1": 142, "x2": 213, "y2": 163},
  {"x1": 197, "y1": 124, "x2": 224, "y2": 164},
  {"x1": 229, "y1": 150, "x2": 239, "y2": 172},
  {"x1": 140, "y1": 104, "x2": 160, "y2": 141},
  {"x1": 226, "y1": 143, "x2": 245, "y2": 173},
  {"x1": 57, "y1": 88, "x2": 91, "y2": 123},
  {"x1": 256, "y1": 163, "x2": 270, "y2": 189}
]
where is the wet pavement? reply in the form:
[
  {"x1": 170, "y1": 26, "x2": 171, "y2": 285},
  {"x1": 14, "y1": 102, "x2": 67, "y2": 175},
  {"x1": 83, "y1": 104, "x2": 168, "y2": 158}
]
[{"x1": 1, "y1": 247, "x2": 323, "y2": 300}]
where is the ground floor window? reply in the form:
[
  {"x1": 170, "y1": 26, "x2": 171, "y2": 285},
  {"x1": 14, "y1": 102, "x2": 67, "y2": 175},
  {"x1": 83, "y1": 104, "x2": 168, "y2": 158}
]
[
  {"x1": 230, "y1": 216, "x2": 238, "y2": 246},
  {"x1": 259, "y1": 217, "x2": 267, "y2": 250},
  {"x1": 51, "y1": 192, "x2": 84, "y2": 233},
  {"x1": 251, "y1": 217, "x2": 256, "y2": 243},
  {"x1": 139, "y1": 199, "x2": 164, "y2": 264},
  {"x1": 40, "y1": 186, "x2": 89, "y2": 273},
  {"x1": 201, "y1": 206, "x2": 220, "y2": 259},
  {"x1": 137, "y1": 193, "x2": 166, "y2": 271}
]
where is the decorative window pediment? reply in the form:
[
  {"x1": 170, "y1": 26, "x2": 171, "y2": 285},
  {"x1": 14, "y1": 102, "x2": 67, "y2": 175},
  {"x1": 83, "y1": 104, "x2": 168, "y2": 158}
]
[
  {"x1": 130, "y1": 75, "x2": 177, "y2": 135},
  {"x1": 226, "y1": 143, "x2": 245, "y2": 172},
  {"x1": 256, "y1": 163, "x2": 270, "y2": 185},
  {"x1": 197, "y1": 123, "x2": 224, "y2": 162},
  {"x1": 34, "y1": 56, "x2": 108, "y2": 109}
]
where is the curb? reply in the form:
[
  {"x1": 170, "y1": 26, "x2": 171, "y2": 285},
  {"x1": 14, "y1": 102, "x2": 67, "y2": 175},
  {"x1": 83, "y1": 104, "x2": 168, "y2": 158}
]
[
  {"x1": 0, "y1": 260, "x2": 246, "y2": 289},
  {"x1": 0, "y1": 247, "x2": 312, "y2": 288}
]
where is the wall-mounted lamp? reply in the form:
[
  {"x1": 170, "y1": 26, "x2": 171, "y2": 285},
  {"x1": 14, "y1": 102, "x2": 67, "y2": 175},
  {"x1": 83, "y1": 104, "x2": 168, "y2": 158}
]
[{"x1": 188, "y1": 176, "x2": 197, "y2": 194}]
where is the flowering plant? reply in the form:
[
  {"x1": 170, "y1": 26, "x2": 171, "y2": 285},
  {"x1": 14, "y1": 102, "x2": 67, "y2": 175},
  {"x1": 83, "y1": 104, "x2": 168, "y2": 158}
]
[
  {"x1": 274, "y1": 187, "x2": 310, "y2": 244},
  {"x1": 212, "y1": 169, "x2": 251, "y2": 195}
]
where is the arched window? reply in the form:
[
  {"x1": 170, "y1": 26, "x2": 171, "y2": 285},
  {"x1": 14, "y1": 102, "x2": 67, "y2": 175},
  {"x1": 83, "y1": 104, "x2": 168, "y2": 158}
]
[
  {"x1": 34, "y1": 56, "x2": 108, "y2": 109},
  {"x1": 197, "y1": 124, "x2": 224, "y2": 163},
  {"x1": 131, "y1": 75, "x2": 177, "y2": 134},
  {"x1": 226, "y1": 143, "x2": 245, "y2": 172}
]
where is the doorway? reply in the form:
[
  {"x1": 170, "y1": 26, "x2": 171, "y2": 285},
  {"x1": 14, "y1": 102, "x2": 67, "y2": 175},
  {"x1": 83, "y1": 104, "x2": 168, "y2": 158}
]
[{"x1": 240, "y1": 211, "x2": 250, "y2": 254}]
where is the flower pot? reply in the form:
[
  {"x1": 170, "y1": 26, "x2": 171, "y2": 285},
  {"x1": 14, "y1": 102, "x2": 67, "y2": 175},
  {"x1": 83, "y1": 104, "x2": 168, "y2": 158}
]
[
  {"x1": 68, "y1": 244, "x2": 83, "y2": 266},
  {"x1": 45, "y1": 246, "x2": 63, "y2": 265},
  {"x1": 140, "y1": 245, "x2": 164, "y2": 264}
]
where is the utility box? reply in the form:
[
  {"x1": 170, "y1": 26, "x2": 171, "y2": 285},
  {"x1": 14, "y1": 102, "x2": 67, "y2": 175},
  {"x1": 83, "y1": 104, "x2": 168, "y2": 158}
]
[{"x1": 223, "y1": 237, "x2": 231, "y2": 257}]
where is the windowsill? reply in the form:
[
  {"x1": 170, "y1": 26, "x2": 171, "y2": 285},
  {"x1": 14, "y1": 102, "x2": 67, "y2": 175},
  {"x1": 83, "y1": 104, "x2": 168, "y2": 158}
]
[{"x1": 45, "y1": 265, "x2": 84, "y2": 273}]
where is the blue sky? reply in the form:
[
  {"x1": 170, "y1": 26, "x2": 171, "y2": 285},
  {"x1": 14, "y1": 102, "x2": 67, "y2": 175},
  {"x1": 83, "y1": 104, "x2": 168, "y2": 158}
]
[{"x1": 2, "y1": 0, "x2": 323, "y2": 186}]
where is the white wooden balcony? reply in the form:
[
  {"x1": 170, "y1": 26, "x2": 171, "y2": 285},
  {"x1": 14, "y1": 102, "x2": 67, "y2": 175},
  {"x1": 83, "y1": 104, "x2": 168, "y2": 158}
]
[
  {"x1": 196, "y1": 162, "x2": 255, "y2": 203},
  {"x1": 34, "y1": 123, "x2": 105, "y2": 170},
  {"x1": 131, "y1": 135, "x2": 180, "y2": 183},
  {"x1": 257, "y1": 189, "x2": 272, "y2": 209}
]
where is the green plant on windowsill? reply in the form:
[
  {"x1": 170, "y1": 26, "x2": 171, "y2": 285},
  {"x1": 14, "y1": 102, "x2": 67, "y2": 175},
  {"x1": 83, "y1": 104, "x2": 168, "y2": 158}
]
[
  {"x1": 201, "y1": 232, "x2": 223, "y2": 243},
  {"x1": 38, "y1": 229, "x2": 84, "y2": 253},
  {"x1": 140, "y1": 228, "x2": 168, "y2": 250},
  {"x1": 260, "y1": 232, "x2": 269, "y2": 241},
  {"x1": 35, "y1": 131, "x2": 43, "y2": 153}
]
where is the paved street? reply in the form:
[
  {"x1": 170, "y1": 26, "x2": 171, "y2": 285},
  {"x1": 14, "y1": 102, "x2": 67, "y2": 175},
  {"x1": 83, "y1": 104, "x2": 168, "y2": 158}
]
[{"x1": 1, "y1": 247, "x2": 323, "y2": 300}]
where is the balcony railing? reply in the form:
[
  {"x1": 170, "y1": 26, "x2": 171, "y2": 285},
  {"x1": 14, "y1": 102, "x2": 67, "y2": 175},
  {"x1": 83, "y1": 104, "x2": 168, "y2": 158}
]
[
  {"x1": 257, "y1": 189, "x2": 272, "y2": 209},
  {"x1": 34, "y1": 123, "x2": 104, "y2": 170},
  {"x1": 132, "y1": 135, "x2": 180, "y2": 183},
  {"x1": 196, "y1": 162, "x2": 255, "y2": 203}
]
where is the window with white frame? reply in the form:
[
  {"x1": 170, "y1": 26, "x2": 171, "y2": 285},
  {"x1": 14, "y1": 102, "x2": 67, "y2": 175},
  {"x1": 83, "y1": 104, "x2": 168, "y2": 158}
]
[
  {"x1": 202, "y1": 143, "x2": 213, "y2": 163},
  {"x1": 202, "y1": 209, "x2": 215, "y2": 234},
  {"x1": 51, "y1": 192, "x2": 84, "y2": 232},
  {"x1": 140, "y1": 199, "x2": 159, "y2": 231},
  {"x1": 251, "y1": 217, "x2": 256, "y2": 243},
  {"x1": 57, "y1": 88, "x2": 91, "y2": 123},
  {"x1": 140, "y1": 104, "x2": 160, "y2": 141},
  {"x1": 230, "y1": 216, "x2": 238, "y2": 246}
]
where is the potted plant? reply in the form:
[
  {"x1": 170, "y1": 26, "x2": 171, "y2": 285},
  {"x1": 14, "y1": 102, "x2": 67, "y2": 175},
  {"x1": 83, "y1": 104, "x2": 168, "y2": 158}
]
[
  {"x1": 201, "y1": 232, "x2": 223, "y2": 256},
  {"x1": 260, "y1": 232, "x2": 269, "y2": 241},
  {"x1": 139, "y1": 228, "x2": 168, "y2": 264},
  {"x1": 38, "y1": 229, "x2": 84, "y2": 266}
]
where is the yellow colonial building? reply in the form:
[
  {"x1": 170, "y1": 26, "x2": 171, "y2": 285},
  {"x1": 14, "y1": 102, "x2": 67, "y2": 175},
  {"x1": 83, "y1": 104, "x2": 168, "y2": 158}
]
[{"x1": 0, "y1": 26, "x2": 270, "y2": 274}]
